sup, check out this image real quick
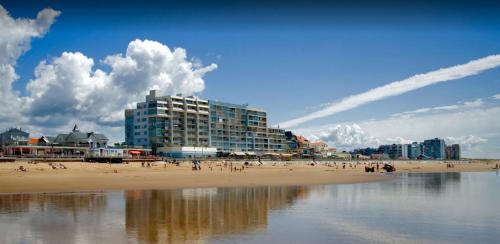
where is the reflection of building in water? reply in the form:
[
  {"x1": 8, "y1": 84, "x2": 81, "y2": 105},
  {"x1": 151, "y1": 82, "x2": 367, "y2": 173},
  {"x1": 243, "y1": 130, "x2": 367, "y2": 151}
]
[
  {"x1": 391, "y1": 172, "x2": 462, "y2": 194},
  {"x1": 125, "y1": 186, "x2": 309, "y2": 243},
  {"x1": 0, "y1": 193, "x2": 107, "y2": 215}
]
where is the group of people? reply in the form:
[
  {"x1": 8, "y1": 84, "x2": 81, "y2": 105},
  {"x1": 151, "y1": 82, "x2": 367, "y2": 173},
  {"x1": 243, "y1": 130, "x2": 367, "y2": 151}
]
[
  {"x1": 49, "y1": 162, "x2": 67, "y2": 170},
  {"x1": 192, "y1": 160, "x2": 202, "y2": 171},
  {"x1": 141, "y1": 162, "x2": 152, "y2": 167},
  {"x1": 16, "y1": 165, "x2": 28, "y2": 172},
  {"x1": 364, "y1": 162, "x2": 396, "y2": 173},
  {"x1": 446, "y1": 163, "x2": 455, "y2": 168}
]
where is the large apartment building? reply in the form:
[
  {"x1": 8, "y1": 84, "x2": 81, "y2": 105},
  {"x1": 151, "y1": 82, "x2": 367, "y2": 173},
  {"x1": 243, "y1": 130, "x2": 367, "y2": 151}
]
[
  {"x1": 125, "y1": 90, "x2": 286, "y2": 157},
  {"x1": 422, "y1": 138, "x2": 446, "y2": 160}
]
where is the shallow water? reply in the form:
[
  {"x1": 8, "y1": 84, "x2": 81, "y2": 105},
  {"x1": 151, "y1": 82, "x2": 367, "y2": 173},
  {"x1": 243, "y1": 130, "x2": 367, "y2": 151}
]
[{"x1": 0, "y1": 172, "x2": 499, "y2": 243}]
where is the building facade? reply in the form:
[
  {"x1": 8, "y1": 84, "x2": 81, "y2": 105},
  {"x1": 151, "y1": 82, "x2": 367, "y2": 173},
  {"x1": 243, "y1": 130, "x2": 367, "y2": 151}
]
[
  {"x1": 406, "y1": 142, "x2": 422, "y2": 159},
  {"x1": 125, "y1": 90, "x2": 286, "y2": 156},
  {"x1": 379, "y1": 144, "x2": 405, "y2": 159},
  {"x1": 445, "y1": 144, "x2": 461, "y2": 160},
  {"x1": 422, "y1": 138, "x2": 446, "y2": 160}
]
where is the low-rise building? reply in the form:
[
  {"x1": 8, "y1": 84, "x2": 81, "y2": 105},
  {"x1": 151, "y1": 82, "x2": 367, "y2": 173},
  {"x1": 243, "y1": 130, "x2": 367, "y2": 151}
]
[
  {"x1": 2, "y1": 125, "x2": 108, "y2": 157},
  {"x1": 311, "y1": 141, "x2": 329, "y2": 158},
  {"x1": 53, "y1": 125, "x2": 108, "y2": 148},
  {"x1": 296, "y1": 135, "x2": 312, "y2": 157},
  {"x1": 0, "y1": 128, "x2": 29, "y2": 146}
]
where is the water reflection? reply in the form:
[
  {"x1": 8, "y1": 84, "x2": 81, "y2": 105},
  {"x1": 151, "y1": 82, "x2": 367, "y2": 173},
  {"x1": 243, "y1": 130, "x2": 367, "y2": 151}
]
[
  {"x1": 0, "y1": 192, "x2": 106, "y2": 214},
  {"x1": 0, "y1": 192, "x2": 112, "y2": 244},
  {"x1": 0, "y1": 173, "x2": 499, "y2": 244},
  {"x1": 125, "y1": 186, "x2": 311, "y2": 243}
]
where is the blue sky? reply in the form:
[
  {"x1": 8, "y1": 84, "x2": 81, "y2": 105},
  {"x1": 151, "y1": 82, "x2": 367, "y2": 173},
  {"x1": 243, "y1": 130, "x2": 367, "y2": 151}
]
[{"x1": 1, "y1": 0, "x2": 500, "y2": 157}]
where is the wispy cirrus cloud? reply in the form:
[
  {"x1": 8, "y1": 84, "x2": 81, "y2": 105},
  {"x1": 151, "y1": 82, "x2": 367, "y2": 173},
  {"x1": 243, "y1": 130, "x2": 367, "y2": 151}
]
[
  {"x1": 390, "y1": 98, "x2": 484, "y2": 119},
  {"x1": 279, "y1": 55, "x2": 500, "y2": 128}
]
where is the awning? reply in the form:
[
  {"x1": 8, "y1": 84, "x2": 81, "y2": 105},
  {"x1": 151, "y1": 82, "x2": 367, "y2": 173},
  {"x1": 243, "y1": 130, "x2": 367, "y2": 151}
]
[{"x1": 129, "y1": 150, "x2": 142, "y2": 155}]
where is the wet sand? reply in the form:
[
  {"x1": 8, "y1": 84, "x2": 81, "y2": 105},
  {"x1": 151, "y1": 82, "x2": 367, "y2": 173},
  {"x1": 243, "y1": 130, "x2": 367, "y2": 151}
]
[{"x1": 0, "y1": 160, "x2": 497, "y2": 193}]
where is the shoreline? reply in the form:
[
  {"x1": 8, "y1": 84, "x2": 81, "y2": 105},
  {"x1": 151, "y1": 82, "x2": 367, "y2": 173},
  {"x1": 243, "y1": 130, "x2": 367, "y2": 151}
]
[{"x1": 0, "y1": 161, "x2": 497, "y2": 193}]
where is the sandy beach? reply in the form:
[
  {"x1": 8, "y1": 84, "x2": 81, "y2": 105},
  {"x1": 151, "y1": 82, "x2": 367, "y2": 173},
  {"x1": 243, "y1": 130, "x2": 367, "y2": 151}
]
[{"x1": 0, "y1": 160, "x2": 498, "y2": 193}]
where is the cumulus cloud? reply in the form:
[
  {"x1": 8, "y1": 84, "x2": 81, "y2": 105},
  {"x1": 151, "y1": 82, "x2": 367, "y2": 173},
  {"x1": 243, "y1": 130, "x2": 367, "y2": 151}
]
[
  {"x1": 494, "y1": 93, "x2": 500, "y2": 100},
  {"x1": 279, "y1": 55, "x2": 500, "y2": 128},
  {"x1": 307, "y1": 124, "x2": 380, "y2": 150},
  {"x1": 0, "y1": 5, "x2": 60, "y2": 123},
  {"x1": 20, "y1": 39, "x2": 217, "y2": 140},
  {"x1": 25, "y1": 39, "x2": 217, "y2": 127},
  {"x1": 298, "y1": 103, "x2": 500, "y2": 157},
  {"x1": 0, "y1": 5, "x2": 217, "y2": 142}
]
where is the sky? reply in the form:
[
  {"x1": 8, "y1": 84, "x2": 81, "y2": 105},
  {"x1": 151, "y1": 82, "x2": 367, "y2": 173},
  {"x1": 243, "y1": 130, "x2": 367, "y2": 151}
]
[{"x1": 1, "y1": 0, "x2": 500, "y2": 158}]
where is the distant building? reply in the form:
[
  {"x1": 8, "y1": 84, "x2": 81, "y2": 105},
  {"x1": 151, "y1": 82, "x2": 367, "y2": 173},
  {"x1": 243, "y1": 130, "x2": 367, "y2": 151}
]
[
  {"x1": 310, "y1": 141, "x2": 329, "y2": 158},
  {"x1": 353, "y1": 147, "x2": 378, "y2": 157},
  {"x1": 285, "y1": 131, "x2": 298, "y2": 153},
  {"x1": 0, "y1": 128, "x2": 29, "y2": 146},
  {"x1": 379, "y1": 144, "x2": 405, "y2": 159},
  {"x1": 296, "y1": 135, "x2": 312, "y2": 157},
  {"x1": 422, "y1": 138, "x2": 446, "y2": 160},
  {"x1": 406, "y1": 142, "x2": 422, "y2": 159},
  {"x1": 445, "y1": 144, "x2": 461, "y2": 160}
]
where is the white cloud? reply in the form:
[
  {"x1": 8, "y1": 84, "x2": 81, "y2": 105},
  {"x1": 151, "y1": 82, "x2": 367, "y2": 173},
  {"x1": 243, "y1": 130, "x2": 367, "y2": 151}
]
[
  {"x1": 0, "y1": 5, "x2": 60, "y2": 123},
  {"x1": 0, "y1": 5, "x2": 217, "y2": 142},
  {"x1": 445, "y1": 135, "x2": 488, "y2": 151},
  {"x1": 361, "y1": 106, "x2": 500, "y2": 141},
  {"x1": 493, "y1": 93, "x2": 500, "y2": 100},
  {"x1": 279, "y1": 55, "x2": 500, "y2": 128},
  {"x1": 385, "y1": 137, "x2": 413, "y2": 145},
  {"x1": 0, "y1": 5, "x2": 60, "y2": 64},
  {"x1": 307, "y1": 124, "x2": 380, "y2": 150},
  {"x1": 390, "y1": 98, "x2": 484, "y2": 118},
  {"x1": 24, "y1": 39, "x2": 217, "y2": 131},
  {"x1": 298, "y1": 105, "x2": 500, "y2": 158}
]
